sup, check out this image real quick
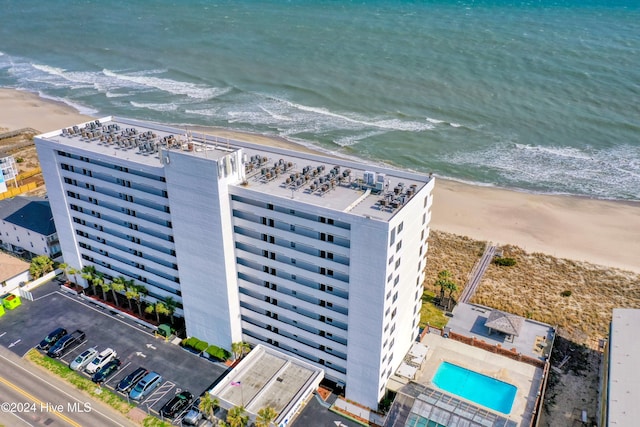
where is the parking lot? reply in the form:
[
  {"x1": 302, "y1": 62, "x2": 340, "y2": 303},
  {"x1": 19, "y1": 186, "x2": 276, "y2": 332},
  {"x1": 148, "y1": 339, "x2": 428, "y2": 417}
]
[{"x1": 0, "y1": 280, "x2": 228, "y2": 420}]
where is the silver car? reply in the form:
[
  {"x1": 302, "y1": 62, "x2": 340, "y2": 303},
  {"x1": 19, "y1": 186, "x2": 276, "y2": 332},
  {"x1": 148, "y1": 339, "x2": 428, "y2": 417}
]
[{"x1": 69, "y1": 347, "x2": 98, "y2": 371}]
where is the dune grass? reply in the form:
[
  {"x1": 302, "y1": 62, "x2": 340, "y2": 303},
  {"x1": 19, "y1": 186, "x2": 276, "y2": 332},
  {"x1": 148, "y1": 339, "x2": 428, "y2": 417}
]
[{"x1": 423, "y1": 230, "x2": 640, "y2": 344}]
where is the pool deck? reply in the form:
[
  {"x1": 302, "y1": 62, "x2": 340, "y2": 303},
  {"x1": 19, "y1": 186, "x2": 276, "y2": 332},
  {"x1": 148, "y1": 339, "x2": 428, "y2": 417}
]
[
  {"x1": 445, "y1": 303, "x2": 555, "y2": 360},
  {"x1": 414, "y1": 333, "x2": 543, "y2": 426}
]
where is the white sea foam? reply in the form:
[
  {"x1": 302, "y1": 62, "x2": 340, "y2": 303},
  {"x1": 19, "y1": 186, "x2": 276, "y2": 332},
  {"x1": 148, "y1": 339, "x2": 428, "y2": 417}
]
[
  {"x1": 447, "y1": 142, "x2": 640, "y2": 200},
  {"x1": 450, "y1": 122, "x2": 462, "y2": 128},
  {"x1": 103, "y1": 69, "x2": 230, "y2": 100},
  {"x1": 333, "y1": 131, "x2": 387, "y2": 147},
  {"x1": 36, "y1": 91, "x2": 99, "y2": 116},
  {"x1": 426, "y1": 117, "x2": 445, "y2": 124},
  {"x1": 185, "y1": 108, "x2": 219, "y2": 117},
  {"x1": 130, "y1": 101, "x2": 179, "y2": 112}
]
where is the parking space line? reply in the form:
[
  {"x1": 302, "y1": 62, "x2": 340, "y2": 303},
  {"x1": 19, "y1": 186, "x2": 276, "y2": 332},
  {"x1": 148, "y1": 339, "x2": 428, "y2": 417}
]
[{"x1": 142, "y1": 381, "x2": 175, "y2": 409}]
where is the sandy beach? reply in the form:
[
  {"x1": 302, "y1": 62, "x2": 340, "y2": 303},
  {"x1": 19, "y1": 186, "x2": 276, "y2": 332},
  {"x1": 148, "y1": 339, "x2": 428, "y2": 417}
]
[{"x1": 2, "y1": 88, "x2": 639, "y2": 273}]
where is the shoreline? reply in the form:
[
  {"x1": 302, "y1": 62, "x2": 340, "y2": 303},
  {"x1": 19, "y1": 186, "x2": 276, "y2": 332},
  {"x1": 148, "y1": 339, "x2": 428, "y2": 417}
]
[{"x1": 2, "y1": 87, "x2": 639, "y2": 274}]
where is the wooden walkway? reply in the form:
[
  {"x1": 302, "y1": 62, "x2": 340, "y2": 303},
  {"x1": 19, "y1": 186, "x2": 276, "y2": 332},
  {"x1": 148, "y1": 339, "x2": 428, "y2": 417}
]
[{"x1": 458, "y1": 242, "x2": 497, "y2": 304}]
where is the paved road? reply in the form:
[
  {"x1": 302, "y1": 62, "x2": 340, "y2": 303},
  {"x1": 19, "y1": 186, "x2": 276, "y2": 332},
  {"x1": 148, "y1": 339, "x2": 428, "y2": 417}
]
[{"x1": 0, "y1": 346, "x2": 139, "y2": 427}]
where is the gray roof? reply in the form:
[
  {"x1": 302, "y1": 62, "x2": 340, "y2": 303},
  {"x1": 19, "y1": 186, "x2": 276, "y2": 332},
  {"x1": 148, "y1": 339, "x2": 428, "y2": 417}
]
[
  {"x1": 485, "y1": 310, "x2": 524, "y2": 336},
  {"x1": 608, "y1": 309, "x2": 640, "y2": 426},
  {"x1": 0, "y1": 196, "x2": 56, "y2": 236}
]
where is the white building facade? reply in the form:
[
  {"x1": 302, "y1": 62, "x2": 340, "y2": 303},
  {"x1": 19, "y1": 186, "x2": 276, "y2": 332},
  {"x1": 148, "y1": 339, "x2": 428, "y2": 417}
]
[
  {"x1": 0, "y1": 196, "x2": 61, "y2": 259},
  {"x1": 35, "y1": 117, "x2": 434, "y2": 408}
]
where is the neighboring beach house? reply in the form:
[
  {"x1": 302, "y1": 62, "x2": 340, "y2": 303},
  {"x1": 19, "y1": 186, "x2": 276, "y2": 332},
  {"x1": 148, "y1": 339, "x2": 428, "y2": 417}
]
[
  {"x1": 0, "y1": 251, "x2": 30, "y2": 292},
  {"x1": 35, "y1": 116, "x2": 435, "y2": 408},
  {"x1": 0, "y1": 196, "x2": 61, "y2": 260}
]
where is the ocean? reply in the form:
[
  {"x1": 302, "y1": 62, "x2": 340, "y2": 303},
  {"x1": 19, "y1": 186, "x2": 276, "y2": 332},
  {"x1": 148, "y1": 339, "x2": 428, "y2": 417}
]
[{"x1": 1, "y1": 0, "x2": 638, "y2": 200}]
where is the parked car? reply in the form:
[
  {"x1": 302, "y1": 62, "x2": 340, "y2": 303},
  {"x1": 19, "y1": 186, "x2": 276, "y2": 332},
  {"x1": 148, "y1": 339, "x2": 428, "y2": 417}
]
[
  {"x1": 160, "y1": 390, "x2": 193, "y2": 419},
  {"x1": 129, "y1": 371, "x2": 162, "y2": 401},
  {"x1": 92, "y1": 359, "x2": 121, "y2": 383},
  {"x1": 182, "y1": 398, "x2": 204, "y2": 425},
  {"x1": 37, "y1": 327, "x2": 67, "y2": 350},
  {"x1": 85, "y1": 348, "x2": 117, "y2": 374},
  {"x1": 116, "y1": 367, "x2": 148, "y2": 393},
  {"x1": 69, "y1": 347, "x2": 98, "y2": 371},
  {"x1": 47, "y1": 330, "x2": 86, "y2": 358}
]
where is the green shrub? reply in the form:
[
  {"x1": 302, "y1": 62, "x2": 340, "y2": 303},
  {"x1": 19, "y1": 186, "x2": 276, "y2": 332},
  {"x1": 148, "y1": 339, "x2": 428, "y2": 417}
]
[
  {"x1": 493, "y1": 257, "x2": 517, "y2": 267},
  {"x1": 206, "y1": 345, "x2": 231, "y2": 361},
  {"x1": 16, "y1": 157, "x2": 24, "y2": 163},
  {"x1": 561, "y1": 290, "x2": 572, "y2": 297},
  {"x1": 194, "y1": 340, "x2": 208, "y2": 352}
]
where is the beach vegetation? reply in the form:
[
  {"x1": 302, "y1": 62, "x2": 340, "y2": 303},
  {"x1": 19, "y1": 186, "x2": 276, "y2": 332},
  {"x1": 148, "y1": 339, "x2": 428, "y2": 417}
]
[
  {"x1": 493, "y1": 257, "x2": 517, "y2": 266},
  {"x1": 560, "y1": 290, "x2": 572, "y2": 297},
  {"x1": 424, "y1": 232, "x2": 640, "y2": 344}
]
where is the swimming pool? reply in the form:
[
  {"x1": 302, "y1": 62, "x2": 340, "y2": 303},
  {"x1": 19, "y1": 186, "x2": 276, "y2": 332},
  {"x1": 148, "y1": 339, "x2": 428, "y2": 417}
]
[{"x1": 432, "y1": 361, "x2": 517, "y2": 414}]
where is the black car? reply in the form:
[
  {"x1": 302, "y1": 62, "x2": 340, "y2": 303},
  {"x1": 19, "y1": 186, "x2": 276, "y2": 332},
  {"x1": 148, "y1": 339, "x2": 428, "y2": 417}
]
[
  {"x1": 47, "y1": 330, "x2": 86, "y2": 358},
  {"x1": 91, "y1": 359, "x2": 121, "y2": 384},
  {"x1": 160, "y1": 390, "x2": 193, "y2": 419},
  {"x1": 37, "y1": 327, "x2": 67, "y2": 350},
  {"x1": 116, "y1": 366, "x2": 148, "y2": 393}
]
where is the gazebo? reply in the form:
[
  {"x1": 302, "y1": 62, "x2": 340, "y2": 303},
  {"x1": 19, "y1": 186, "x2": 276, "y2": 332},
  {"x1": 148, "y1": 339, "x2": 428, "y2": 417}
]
[{"x1": 485, "y1": 310, "x2": 524, "y2": 342}]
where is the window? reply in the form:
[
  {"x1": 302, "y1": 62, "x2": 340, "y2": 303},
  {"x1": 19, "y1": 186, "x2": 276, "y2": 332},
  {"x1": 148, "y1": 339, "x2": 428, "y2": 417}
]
[
  {"x1": 395, "y1": 258, "x2": 401, "y2": 269},
  {"x1": 389, "y1": 228, "x2": 396, "y2": 246},
  {"x1": 267, "y1": 203, "x2": 274, "y2": 210},
  {"x1": 391, "y1": 308, "x2": 397, "y2": 319},
  {"x1": 392, "y1": 292, "x2": 398, "y2": 303},
  {"x1": 396, "y1": 240, "x2": 402, "y2": 252},
  {"x1": 290, "y1": 224, "x2": 296, "y2": 231},
  {"x1": 397, "y1": 221, "x2": 404, "y2": 234},
  {"x1": 422, "y1": 213, "x2": 426, "y2": 225},
  {"x1": 388, "y1": 255, "x2": 394, "y2": 265},
  {"x1": 394, "y1": 275, "x2": 400, "y2": 286}
]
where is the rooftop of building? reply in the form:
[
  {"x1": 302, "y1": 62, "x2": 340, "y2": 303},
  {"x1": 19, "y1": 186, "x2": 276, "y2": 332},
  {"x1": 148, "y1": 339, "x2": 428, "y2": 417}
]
[
  {"x1": 0, "y1": 196, "x2": 56, "y2": 236},
  {"x1": 38, "y1": 116, "x2": 433, "y2": 221},
  {"x1": 0, "y1": 251, "x2": 30, "y2": 283},
  {"x1": 607, "y1": 308, "x2": 640, "y2": 426},
  {"x1": 210, "y1": 344, "x2": 323, "y2": 425}
]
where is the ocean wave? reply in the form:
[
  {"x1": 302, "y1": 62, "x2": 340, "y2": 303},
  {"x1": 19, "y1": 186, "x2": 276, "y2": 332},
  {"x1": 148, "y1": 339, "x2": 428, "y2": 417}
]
[
  {"x1": 130, "y1": 101, "x2": 179, "y2": 112},
  {"x1": 103, "y1": 69, "x2": 231, "y2": 100},
  {"x1": 36, "y1": 91, "x2": 99, "y2": 116},
  {"x1": 447, "y1": 142, "x2": 640, "y2": 200},
  {"x1": 184, "y1": 108, "x2": 220, "y2": 117},
  {"x1": 514, "y1": 143, "x2": 592, "y2": 160},
  {"x1": 333, "y1": 130, "x2": 387, "y2": 147},
  {"x1": 280, "y1": 99, "x2": 435, "y2": 132}
]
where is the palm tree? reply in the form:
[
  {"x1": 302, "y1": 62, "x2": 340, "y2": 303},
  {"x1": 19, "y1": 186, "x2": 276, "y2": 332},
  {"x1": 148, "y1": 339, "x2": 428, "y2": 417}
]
[
  {"x1": 93, "y1": 272, "x2": 106, "y2": 299},
  {"x1": 164, "y1": 296, "x2": 178, "y2": 325},
  {"x1": 59, "y1": 263, "x2": 70, "y2": 283},
  {"x1": 111, "y1": 276, "x2": 127, "y2": 306},
  {"x1": 232, "y1": 342, "x2": 251, "y2": 361},
  {"x1": 125, "y1": 285, "x2": 138, "y2": 312},
  {"x1": 68, "y1": 267, "x2": 79, "y2": 286},
  {"x1": 81, "y1": 265, "x2": 97, "y2": 295},
  {"x1": 226, "y1": 406, "x2": 248, "y2": 427},
  {"x1": 145, "y1": 301, "x2": 169, "y2": 324},
  {"x1": 198, "y1": 393, "x2": 219, "y2": 421},
  {"x1": 29, "y1": 255, "x2": 54, "y2": 279},
  {"x1": 435, "y1": 270, "x2": 454, "y2": 301},
  {"x1": 99, "y1": 279, "x2": 111, "y2": 302},
  {"x1": 255, "y1": 406, "x2": 278, "y2": 427},
  {"x1": 133, "y1": 284, "x2": 148, "y2": 317}
]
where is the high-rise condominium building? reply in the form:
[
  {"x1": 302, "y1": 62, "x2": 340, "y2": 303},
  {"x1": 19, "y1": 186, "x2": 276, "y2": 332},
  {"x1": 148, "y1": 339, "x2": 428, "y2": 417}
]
[{"x1": 35, "y1": 117, "x2": 434, "y2": 407}]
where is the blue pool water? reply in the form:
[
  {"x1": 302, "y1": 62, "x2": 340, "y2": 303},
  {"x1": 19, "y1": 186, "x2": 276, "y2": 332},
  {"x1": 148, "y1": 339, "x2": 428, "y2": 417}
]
[{"x1": 432, "y1": 362, "x2": 517, "y2": 414}]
